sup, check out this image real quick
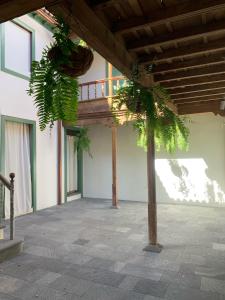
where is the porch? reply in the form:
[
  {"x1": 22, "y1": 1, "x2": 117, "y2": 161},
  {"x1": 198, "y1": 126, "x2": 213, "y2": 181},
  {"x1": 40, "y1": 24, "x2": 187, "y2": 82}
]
[{"x1": 1, "y1": 198, "x2": 225, "y2": 300}]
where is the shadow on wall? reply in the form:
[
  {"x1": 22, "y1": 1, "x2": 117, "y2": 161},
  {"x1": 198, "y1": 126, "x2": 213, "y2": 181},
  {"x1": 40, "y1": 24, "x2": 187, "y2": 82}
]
[{"x1": 156, "y1": 158, "x2": 225, "y2": 205}]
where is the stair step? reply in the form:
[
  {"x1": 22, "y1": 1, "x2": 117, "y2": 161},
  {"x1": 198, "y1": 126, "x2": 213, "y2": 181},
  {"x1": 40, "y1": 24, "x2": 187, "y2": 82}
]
[{"x1": 0, "y1": 239, "x2": 23, "y2": 263}]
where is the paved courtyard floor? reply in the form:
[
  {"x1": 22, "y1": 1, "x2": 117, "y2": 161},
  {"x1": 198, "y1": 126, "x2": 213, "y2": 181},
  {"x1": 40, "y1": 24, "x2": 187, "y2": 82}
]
[{"x1": 1, "y1": 198, "x2": 225, "y2": 299}]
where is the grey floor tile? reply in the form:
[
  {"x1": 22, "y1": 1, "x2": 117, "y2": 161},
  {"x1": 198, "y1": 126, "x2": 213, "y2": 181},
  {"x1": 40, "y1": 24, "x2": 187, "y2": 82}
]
[{"x1": 133, "y1": 278, "x2": 169, "y2": 298}]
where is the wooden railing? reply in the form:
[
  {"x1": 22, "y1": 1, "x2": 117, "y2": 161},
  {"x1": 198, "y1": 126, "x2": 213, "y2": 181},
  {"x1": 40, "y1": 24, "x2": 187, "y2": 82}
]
[
  {"x1": 0, "y1": 173, "x2": 15, "y2": 240},
  {"x1": 79, "y1": 76, "x2": 127, "y2": 101}
]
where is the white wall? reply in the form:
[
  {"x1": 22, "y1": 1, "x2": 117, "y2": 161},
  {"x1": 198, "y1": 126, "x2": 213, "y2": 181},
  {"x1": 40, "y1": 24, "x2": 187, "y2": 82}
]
[
  {"x1": 78, "y1": 52, "x2": 106, "y2": 100},
  {"x1": 0, "y1": 15, "x2": 58, "y2": 210},
  {"x1": 83, "y1": 113, "x2": 225, "y2": 207}
]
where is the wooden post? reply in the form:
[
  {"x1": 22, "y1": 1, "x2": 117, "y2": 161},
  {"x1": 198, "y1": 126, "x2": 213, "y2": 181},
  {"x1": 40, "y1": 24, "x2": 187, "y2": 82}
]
[
  {"x1": 143, "y1": 128, "x2": 162, "y2": 252},
  {"x1": 9, "y1": 173, "x2": 15, "y2": 240},
  {"x1": 112, "y1": 124, "x2": 118, "y2": 208},
  {"x1": 57, "y1": 121, "x2": 62, "y2": 205}
]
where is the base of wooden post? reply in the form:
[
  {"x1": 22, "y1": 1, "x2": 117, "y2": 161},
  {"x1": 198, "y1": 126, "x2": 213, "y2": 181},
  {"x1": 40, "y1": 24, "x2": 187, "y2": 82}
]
[
  {"x1": 143, "y1": 243, "x2": 163, "y2": 253},
  {"x1": 110, "y1": 205, "x2": 120, "y2": 209}
]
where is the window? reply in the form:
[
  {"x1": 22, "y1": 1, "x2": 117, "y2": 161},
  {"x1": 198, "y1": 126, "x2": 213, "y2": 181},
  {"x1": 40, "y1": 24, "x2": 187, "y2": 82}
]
[{"x1": 1, "y1": 20, "x2": 35, "y2": 79}]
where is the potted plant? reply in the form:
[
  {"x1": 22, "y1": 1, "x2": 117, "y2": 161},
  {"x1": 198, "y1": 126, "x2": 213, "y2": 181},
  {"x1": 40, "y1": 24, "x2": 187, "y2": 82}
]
[
  {"x1": 113, "y1": 81, "x2": 189, "y2": 153},
  {"x1": 28, "y1": 17, "x2": 94, "y2": 130}
]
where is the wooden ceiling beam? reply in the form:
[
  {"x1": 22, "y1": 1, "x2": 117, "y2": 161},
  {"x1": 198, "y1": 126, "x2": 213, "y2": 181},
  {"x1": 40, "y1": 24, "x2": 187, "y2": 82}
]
[
  {"x1": 0, "y1": 0, "x2": 61, "y2": 23},
  {"x1": 155, "y1": 64, "x2": 225, "y2": 82},
  {"x1": 169, "y1": 81, "x2": 225, "y2": 95},
  {"x1": 172, "y1": 89, "x2": 225, "y2": 101},
  {"x1": 113, "y1": 0, "x2": 225, "y2": 34},
  {"x1": 177, "y1": 100, "x2": 222, "y2": 115},
  {"x1": 139, "y1": 38, "x2": 225, "y2": 64},
  {"x1": 153, "y1": 53, "x2": 225, "y2": 74},
  {"x1": 162, "y1": 74, "x2": 225, "y2": 89},
  {"x1": 174, "y1": 97, "x2": 223, "y2": 104},
  {"x1": 127, "y1": 19, "x2": 225, "y2": 52}
]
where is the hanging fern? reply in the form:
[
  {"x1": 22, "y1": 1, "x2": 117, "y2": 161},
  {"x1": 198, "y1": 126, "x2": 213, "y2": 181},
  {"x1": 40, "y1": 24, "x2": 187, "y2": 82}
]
[
  {"x1": 27, "y1": 17, "x2": 80, "y2": 130},
  {"x1": 74, "y1": 127, "x2": 92, "y2": 157},
  {"x1": 113, "y1": 81, "x2": 189, "y2": 153}
]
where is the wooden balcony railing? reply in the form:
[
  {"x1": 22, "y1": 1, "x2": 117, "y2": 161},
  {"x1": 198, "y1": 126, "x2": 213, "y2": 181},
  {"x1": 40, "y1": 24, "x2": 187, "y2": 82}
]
[{"x1": 79, "y1": 76, "x2": 127, "y2": 101}]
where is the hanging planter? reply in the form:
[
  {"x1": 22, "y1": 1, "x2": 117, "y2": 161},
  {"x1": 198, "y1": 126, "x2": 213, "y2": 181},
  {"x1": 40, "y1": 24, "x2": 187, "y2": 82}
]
[
  {"x1": 113, "y1": 81, "x2": 189, "y2": 153},
  {"x1": 48, "y1": 45, "x2": 93, "y2": 78},
  {"x1": 28, "y1": 16, "x2": 94, "y2": 130}
]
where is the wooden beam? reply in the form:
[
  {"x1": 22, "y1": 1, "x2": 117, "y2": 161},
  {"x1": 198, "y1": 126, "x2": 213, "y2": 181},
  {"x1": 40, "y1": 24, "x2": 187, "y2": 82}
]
[
  {"x1": 0, "y1": 0, "x2": 61, "y2": 23},
  {"x1": 162, "y1": 74, "x2": 225, "y2": 89},
  {"x1": 139, "y1": 38, "x2": 225, "y2": 64},
  {"x1": 153, "y1": 53, "x2": 225, "y2": 74},
  {"x1": 172, "y1": 89, "x2": 225, "y2": 101},
  {"x1": 178, "y1": 100, "x2": 221, "y2": 115},
  {"x1": 174, "y1": 96, "x2": 223, "y2": 104},
  {"x1": 155, "y1": 64, "x2": 225, "y2": 82},
  {"x1": 92, "y1": 0, "x2": 124, "y2": 10},
  {"x1": 143, "y1": 128, "x2": 162, "y2": 253},
  {"x1": 113, "y1": 0, "x2": 225, "y2": 34},
  {"x1": 57, "y1": 120, "x2": 62, "y2": 205},
  {"x1": 127, "y1": 19, "x2": 225, "y2": 52},
  {"x1": 112, "y1": 125, "x2": 118, "y2": 208},
  {"x1": 169, "y1": 81, "x2": 225, "y2": 95}
]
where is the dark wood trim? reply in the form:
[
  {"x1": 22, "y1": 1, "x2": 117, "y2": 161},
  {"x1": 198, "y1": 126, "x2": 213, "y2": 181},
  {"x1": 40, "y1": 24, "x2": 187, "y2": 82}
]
[
  {"x1": 172, "y1": 88, "x2": 225, "y2": 101},
  {"x1": 178, "y1": 100, "x2": 222, "y2": 115},
  {"x1": 169, "y1": 81, "x2": 225, "y2": 95},
  {"x1": 174, "y1": 96, "x2": 223, "y2": 104}
]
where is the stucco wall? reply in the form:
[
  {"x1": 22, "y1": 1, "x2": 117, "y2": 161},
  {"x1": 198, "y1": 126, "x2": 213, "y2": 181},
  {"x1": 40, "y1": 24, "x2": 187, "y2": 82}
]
[
  {"x1": 0, "y1": 15, "x2": 58, "y2": 210},
  {"x1": 83, "y1": 113, "x2": 225, "y2": 207}
]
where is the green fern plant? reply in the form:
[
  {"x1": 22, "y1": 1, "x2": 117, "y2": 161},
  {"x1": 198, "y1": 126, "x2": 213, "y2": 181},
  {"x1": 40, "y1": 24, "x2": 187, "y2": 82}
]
[
  {"x1": 74, "y1": 127, "x2": 92, "y2": 157},
  {"x1": 27, "y1": 17, "x2": 79, "y2": 130},
  {"x1": 113, "y1": 81, "x2": 189, "y2": 153}
]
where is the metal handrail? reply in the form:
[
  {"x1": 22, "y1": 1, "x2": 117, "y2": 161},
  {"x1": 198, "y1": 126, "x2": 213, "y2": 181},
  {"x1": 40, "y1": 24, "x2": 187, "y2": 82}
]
[{"x1": 0, "y1": 173, "x2": 15, "y2": 240}]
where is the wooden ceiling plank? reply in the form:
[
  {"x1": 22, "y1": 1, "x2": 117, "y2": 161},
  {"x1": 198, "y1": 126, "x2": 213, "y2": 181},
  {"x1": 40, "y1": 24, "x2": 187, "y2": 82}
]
[
  {"x1": 169, "y1": 81, "x2": 225, "y2": 95},
  {"x1": 140, "y1": 38, "x2": 225, "y2": 64},
  {"x1": 172, "y1": 89, "x2": 225, "y2": 100},
  {"x1": 0, "y1": 0, "x2": 61, "y2": 23},
  {"x1": 113, "y1": 0, "x2": 225, "y2": 34},
  {"x1": 162, "y1": 74, "x2": 225, "y2": 88},
  {"x1": 153, "y1": 53, "x2": 225, "y2": 73},
  {"x1": 155, "y1": 64, "x2": 225, "y2": 82},
  {"x1": 127, "y1": 19, "x2": 225, "y2": 51},
  {"x1": 92, "y1": 0, "x2": 125, "y2": 10},
  {"x1": 175, "y1": 97, "x2": 223, "y2": 104}
]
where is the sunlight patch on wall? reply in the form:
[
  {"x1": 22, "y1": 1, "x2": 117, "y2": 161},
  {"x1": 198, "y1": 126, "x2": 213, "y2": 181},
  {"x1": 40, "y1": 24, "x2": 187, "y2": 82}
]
[{"x1": 155, "y1": 159, "x2": 225, "y2": 204}]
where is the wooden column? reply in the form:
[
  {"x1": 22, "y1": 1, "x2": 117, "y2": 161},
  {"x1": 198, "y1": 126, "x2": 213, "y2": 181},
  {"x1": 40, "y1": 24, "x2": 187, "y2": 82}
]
[
  {"x1": 143, "y1": 128, "x2": 162, "y2": 252},
  {"x1": 112, "y1": 124, "x2": 118, "y2": 208},
  {"x1": 57, "y1": 120, "x2": 62, "y2": 205}
]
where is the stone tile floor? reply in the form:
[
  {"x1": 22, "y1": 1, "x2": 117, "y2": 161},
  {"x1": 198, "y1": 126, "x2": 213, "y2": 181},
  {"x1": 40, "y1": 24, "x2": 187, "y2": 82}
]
[{"x1": 1, "y1": 198, "x2": 225, "y2": 299}]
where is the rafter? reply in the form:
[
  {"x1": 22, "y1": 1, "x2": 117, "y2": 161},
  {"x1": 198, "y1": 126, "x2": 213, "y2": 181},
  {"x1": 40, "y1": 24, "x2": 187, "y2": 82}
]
[
  {"x1": 139, "y1": 38, "x2": 225, "y2": 64},
  {"x1": 113, "y1": 0, "x2": 225, "y2": 34},
  {"x1": 127, "y1": 19, "x2": 225, "y2": 51},
  {"x1": 162, "y1": 74, "x2": 225, "y2": 89},
  {"x1": 178, "y1": 100, "x2": 223, "y2": 115},
  {"x1": 0, "y1": 0, "x2": 61, "y2": 23},
  {"x1": 169, "y1": 82, "x2": 225, "y2": 95},
  {"x1": 174, "y1": 97, "x2": 223, "y2": 104},
  {"x1": 172, "y1": 89, "x2": 225, "y2": 101},
  {"x1": 153, "y1": 53, "x2": 225, "y2": 74},
  {"x1": 155, "y1": 64, "x2": 225, "y2": 82}
]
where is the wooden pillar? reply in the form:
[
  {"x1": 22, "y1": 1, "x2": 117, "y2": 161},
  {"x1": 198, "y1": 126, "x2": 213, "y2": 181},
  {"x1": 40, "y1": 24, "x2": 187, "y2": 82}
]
[
  {"x1": 112, "y1": 124, "x2": 118, "y2": 208},
  {"x1": 57, "y1": 120, "x2": 62, "y2": 205},
  {"x1": 143, "y1": 128, "x2": 162, "y2": 252}
]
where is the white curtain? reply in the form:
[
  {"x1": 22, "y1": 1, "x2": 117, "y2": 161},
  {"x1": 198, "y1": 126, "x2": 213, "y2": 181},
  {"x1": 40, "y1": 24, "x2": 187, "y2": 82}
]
[
  {"x1": 67, "y1": 135, "x2": 78, "y2": 193},
  {"x1": 5, "y1": 121, "x2": 32, "y2": 217}
]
